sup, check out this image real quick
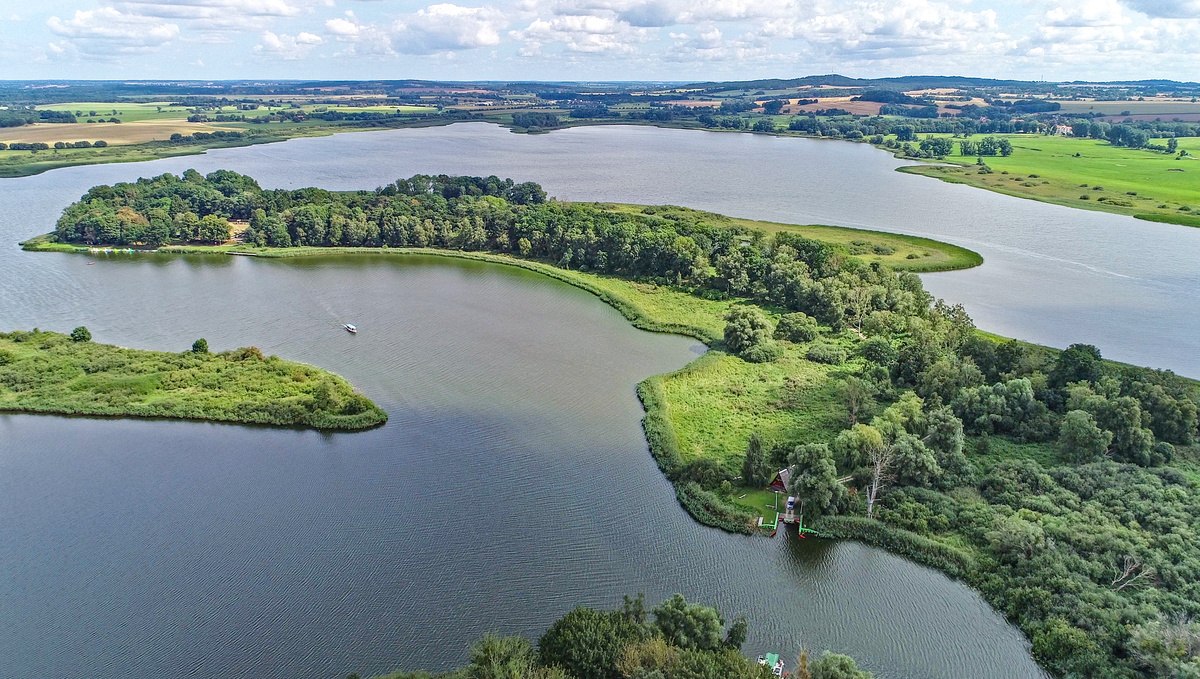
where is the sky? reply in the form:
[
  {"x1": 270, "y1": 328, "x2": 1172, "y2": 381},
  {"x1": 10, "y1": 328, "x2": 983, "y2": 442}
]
[{"x1": 2, "y1": 0, "x2": 1199, "y2": 82}]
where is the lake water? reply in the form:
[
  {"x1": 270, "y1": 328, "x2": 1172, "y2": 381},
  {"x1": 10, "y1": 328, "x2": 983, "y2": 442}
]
[{"x1": 6, "y1": 121, "x2": 1163, "y2": 679}]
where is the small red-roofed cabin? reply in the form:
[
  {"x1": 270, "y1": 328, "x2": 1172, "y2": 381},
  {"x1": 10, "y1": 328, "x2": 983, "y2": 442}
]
[{"x1": 768, "y1": 468, "x2": 790, "y2": 493}]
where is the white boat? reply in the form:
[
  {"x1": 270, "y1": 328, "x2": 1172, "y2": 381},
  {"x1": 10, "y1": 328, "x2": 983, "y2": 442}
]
[{"x1": 343, "y1": 324, "x2": 358, "y2": 334}]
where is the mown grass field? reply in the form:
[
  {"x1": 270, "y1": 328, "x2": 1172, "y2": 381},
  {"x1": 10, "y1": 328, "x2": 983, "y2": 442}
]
[
  {"x1": 895, "y1": 134, "x2": 1200, "y2": 225},
  {"x1": 0, "y1": 329, "x2": 386, "y2": 429}
]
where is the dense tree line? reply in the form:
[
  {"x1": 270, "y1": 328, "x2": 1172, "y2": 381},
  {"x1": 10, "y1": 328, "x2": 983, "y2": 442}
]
[
  {"x1": 512, "y1": 112, "x2": 562, "y2": 129},
  {"x1": 732, "y1": 307, "x2": 1200, "y2": 677},
  {"x1": 372, "y1": 594, "x2": 872, "y2": 679}
]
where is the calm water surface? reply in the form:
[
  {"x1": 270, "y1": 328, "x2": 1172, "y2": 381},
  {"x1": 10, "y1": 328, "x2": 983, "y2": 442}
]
[{"x1": 0, "y1": 123, "x2": 1112, "y2": 679}]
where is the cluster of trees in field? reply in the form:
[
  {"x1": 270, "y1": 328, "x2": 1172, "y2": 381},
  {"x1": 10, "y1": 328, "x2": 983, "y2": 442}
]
[
  {"x1": 1070, "y1": 118, "x2": 1200, "y2": 139},
  {"x1": 372, "y1": 594, "x2": 872, "y2": 679},
  {"x1": 0, "y1": 329, "x2": 385, "y2": 430},
  {"x1": 1067, "y1": 119, "x2": 1199, "y2": 149},
  {"x1": 0, "y1": 107, "x2": 76, "y2": 127},
  {"x1": 512, "y1": 112, "x2": 562, "y2": 129}
]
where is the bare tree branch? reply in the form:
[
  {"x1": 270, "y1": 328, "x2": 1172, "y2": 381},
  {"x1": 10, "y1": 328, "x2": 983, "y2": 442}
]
[
  {"x1": 1112, "y1": 555, "x2": 1155, "y2": 592},
  {"x1": 865, "y1": 444, "x2": 894, "y2": 519}
]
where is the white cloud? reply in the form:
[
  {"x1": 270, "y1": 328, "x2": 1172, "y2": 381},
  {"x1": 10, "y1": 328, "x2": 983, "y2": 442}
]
[
  {"x1": 512, "y1": 10, "x2": 654, "y2": 55},
  {"x1": 1045, "y1": 1, "x2": 1129, "y2": 28},
  {"x1": 117, "y1": 0, "x2": 306, "y2": 19},
  {"x1": 47, "y1": 7, "x2": 180, "y2": 56},
  {"x1": 254, "y1": 30, "x2": 323, "y2": 59},
  {"x1": 761, "y1": 0, "x2": 1002, "y2": 61},
  {"x1": 322, "y1": 3, "x2": 505, "y2": 56},
  {"x1": 326, "y1": 17, "x2": 361, "y2": 37},
  {"x1": 1118, "y1": 0, "x2": 1200, "y2": 18},
  {"x1": 323, "y1": 12, "x2": 397, "y2": 56},
  {"x1": 392, "y1": 4, "x2": 507, "y2": 53}
]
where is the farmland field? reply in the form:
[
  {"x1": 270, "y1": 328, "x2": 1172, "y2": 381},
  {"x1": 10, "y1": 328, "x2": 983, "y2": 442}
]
[
  {"x1": 1051, "y1": 99, "x2": 1200, "y2": 115},
  {"x1": 0, "y1": 121, "x2": 220, "y2": 145}
]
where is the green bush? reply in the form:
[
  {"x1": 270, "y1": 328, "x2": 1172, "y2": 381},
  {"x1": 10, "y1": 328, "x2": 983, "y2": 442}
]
[
  {"x1": 806, "y1": 342, "x2": 847, "y2": 365},
  {"x1": 676, "y1": 482, "x2": 754, "y2": 534},
  {"x1": 775, "y1": 312, "x2": 819, "y2": 343}
]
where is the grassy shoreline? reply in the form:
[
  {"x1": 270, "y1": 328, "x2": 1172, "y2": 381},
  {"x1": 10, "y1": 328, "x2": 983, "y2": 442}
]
[
  {"x1": 0, "y1": 329, "x2": 387, "y2": 430},
  {"x1": 885, "y1": 135, "x2": 1200, "y2": 227},
  {"x1": 897, "y1": 163, "x2": 1200, "y2": 226}
]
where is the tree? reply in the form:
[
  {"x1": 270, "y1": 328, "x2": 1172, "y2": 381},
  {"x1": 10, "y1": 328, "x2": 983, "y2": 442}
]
[
  {"x1": 774, "y1": 312, "x2": 818, "y2": 343},
  {"x1": 723, "y1": 307, "x2": 780, "y2": 362},
  {"x1": 724, "y1": 615, "x2": 748, "y2": 650},
  {"x1": 467, "y1": 634, "x2": 538, "y2": 679},
  {"x1": 616, "y1": 637, "x2": 678, "y2": 678},
  {"x1": 809, "y1": 652, "x2": 873, "y2": 679},
  {"x1": 889, "y1": 433, "x2": 941, "y2": 487},
  {"x1": 1058, "y1": 410, "x2": 1111, "y2": 463},
  {"x1": 191, "y1": 338, "x2": 209, "y2": 354},
  {"x1": 194, "y1": 214, "x2": 229, "y2": 243},
  {"x1": 923, "y1": 407, "x2": 967, "y2": 478},
  {"x1": 916, "y1": 355, "x2": 984, "y2": 406},
  {"x1": 538, "y1": 607, "x2": 644, "y2": 679},
  {"x1": 1050, "y1": 343, "x2": 1103, "y2": 388},
  {"x1": 786, "y1": 443, "x2": 845, "y2": 520},
  {"x1": 70, "y1": 326, "x2": 91, "y2": 342},
  {"x1": 841, "y1": 376, "x2": 875, "y2": 426},
  {"x1": 986, "y1": 515, "x2": 1044, "y2": 565},
  {"x1": 859, "y1": 337, "x2": 896, "y2": 365},
  {"x1": 652, "y1": 594, "x2": 725, "y2": 652},
  {"x1": 741, "y1": 433, "x2": 773, "y2": 487},
  {"x1": 864, "y1": 441, "x2": 892, "y2": 519},
  {"x1": 832, "y1": 423, "x2": 884, "y2": 469}
]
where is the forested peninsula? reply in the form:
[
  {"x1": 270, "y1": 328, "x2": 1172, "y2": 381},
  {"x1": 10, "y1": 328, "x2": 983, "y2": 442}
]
[
  {"x1": 33, "y1": 171, "x2": 1200, "y2": 678},
  {"x1": 0, "y1": 329, "x2": 386, "y2": 430}
]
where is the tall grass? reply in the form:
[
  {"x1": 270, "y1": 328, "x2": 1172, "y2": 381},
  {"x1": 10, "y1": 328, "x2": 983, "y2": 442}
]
[{"x1": 0, "y1": 330, "x2": 386, "y2": 430}]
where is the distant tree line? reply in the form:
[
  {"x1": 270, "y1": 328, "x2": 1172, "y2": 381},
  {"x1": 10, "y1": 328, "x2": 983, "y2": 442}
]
[
  {"x1": 0, "y1": 140, "x2": 108, "y2": 152},
  {"x1": 0, "y1": 107, "x2": 77, "y2": 127},
  {"x1": 165, "y1": 130, "x2": 247, "y2": 145}
]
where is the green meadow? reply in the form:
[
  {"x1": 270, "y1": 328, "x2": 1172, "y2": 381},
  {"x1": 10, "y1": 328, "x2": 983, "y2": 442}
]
[
  {"x1": 895, "y1": 134, "x2": 1200, "y2": 225},
  {"x1": 0, "y1": 329, "x2": 386, "y2": 430}
]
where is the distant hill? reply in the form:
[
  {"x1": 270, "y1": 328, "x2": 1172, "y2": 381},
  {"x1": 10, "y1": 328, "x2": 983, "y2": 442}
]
[{"x1": 681, "y1": 74, "x2": 1200, "y2": 91}]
